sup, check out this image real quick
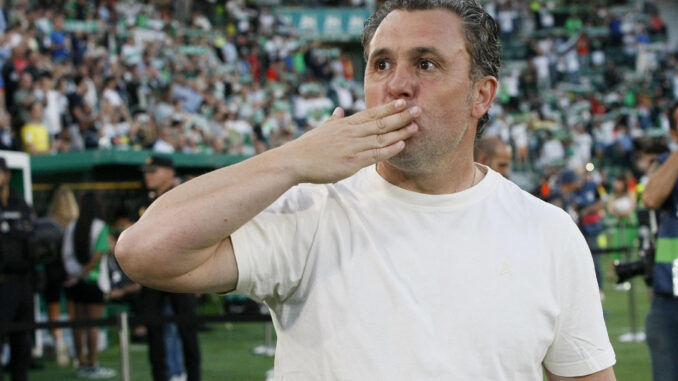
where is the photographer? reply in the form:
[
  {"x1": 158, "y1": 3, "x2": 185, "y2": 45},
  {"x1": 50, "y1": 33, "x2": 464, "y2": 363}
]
[
  {"x1": 642, "y1": 102, "x2": 678, "y2": 381},
  {"x1": 0, "y1": 157, "x2": 34, "y2": 381}
]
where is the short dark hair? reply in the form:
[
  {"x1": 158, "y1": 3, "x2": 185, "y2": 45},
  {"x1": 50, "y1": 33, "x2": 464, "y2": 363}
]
[{"x1": 361, "y1": 0, "x2": 501, "y2": 135}]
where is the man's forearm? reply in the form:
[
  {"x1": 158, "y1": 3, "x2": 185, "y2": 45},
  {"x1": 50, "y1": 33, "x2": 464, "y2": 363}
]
[
  {"x1": 643, "y1": 150, "x2": 678, "y2": 209},
  {"x1": 115, "y1": 147, "x2": 299, "y2": 286}
]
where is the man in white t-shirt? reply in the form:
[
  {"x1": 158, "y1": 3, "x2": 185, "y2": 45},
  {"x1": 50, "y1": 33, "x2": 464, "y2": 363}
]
[{"x1": 116, "y1": 1, "x2": 616, "y2": 380}]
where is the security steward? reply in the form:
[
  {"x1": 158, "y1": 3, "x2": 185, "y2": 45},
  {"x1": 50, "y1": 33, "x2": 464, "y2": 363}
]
[
  {"x1": 135, "y1": 156, "x2": 201, "y2": 381},
  {"x1": 0, "y1": 157, "x2": 34, "y2": 381}
]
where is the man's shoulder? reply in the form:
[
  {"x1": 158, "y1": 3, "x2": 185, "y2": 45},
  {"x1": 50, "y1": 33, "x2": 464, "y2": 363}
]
[
  {"x1": 496, "y1": 175, "x2": 567, "y2": 215},
  {"x1": 493, "y1": 175, "x2": 575, "y2": 233}
]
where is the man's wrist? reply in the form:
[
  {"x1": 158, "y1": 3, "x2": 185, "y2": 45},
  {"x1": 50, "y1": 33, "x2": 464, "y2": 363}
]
[{"x1": 263, "y1": 146, "x2": 304, "y2": 188}]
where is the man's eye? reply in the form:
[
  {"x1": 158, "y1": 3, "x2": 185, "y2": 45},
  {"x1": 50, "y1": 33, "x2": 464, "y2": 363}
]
[
  {"x1": 376, "y1": 60, "x2": 391, "y2": 71},
  {"x1": 419, "y1": 60, "x2": 436, "y2": 70}
]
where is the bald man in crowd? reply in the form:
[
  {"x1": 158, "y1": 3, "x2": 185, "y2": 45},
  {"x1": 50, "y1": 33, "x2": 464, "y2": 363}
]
[{"x1": 474, "y1": 135, "x2": 513, "y2": 178}]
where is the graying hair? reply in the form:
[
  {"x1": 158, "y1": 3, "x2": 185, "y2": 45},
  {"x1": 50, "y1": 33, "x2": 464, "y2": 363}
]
[{"x1": 361, "y1": 0, "x2": 501, "y2": 134}]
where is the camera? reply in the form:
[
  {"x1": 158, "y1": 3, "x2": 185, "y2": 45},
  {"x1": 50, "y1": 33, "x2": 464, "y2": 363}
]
[
  {"x1": 614, "y1": 251, "x2": 654, "y2": 285},
  {"x1": 613, "y1": 208, "x2": 655, "y2": 286}
]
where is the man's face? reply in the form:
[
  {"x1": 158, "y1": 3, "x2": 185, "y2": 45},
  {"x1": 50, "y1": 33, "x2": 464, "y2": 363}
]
[
  {"x1": 30, "y1": 103, "x2": 43, "y2": 120},
  {"x1": 489, "y1": 145, "x2": 512, "y2": 179},
  {"x1": 364, "y1": 9, "x2": 477, "y2": 170},
  {"x1": 143, "y1": 166, "x2": 174, "y2": 191}
]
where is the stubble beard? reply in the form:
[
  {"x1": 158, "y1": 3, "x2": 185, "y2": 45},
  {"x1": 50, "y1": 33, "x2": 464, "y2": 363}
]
[{"x1": 385, "y1": 121, "x2": 468, "y2": 173}]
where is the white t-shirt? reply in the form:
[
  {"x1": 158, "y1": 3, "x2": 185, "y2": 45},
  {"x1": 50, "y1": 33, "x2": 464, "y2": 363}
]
[
  {"x1": 231, "y1": 166, "x2": 615, "y2": 380},
  {"x1": 45, "y1": 90, "x2": 66, "y2": 135},
  {"x1": 103, "y1": 88, "x2": 123, "y2": 107}
]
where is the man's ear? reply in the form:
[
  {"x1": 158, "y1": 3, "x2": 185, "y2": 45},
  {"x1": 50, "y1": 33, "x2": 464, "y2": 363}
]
[{"x1": 471, "y1": 76, "x2": 498, "y2": 120}]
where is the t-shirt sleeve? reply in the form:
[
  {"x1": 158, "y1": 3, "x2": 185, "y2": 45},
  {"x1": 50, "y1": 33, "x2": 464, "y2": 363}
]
[
  {"x1": 542, "y1": 215, "x2": 616, "y2": 376},
  {"x1": 229, "y1": 184, "x2": 326, "y2": 304},
  {"x1": 95, "y1": 224, "x2": 110, "y2": 253}
]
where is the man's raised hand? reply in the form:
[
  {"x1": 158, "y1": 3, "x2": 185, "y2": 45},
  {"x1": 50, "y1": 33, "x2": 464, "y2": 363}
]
[{"x1": 284, "y1": 99, "x2": 421, "y2": 184}]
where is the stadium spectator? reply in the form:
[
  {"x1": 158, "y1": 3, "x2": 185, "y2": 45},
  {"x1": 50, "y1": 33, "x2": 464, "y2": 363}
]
[
  {"x1": 474, "y1": 134, "x2": 512, "y2": 178},
  {"x1": 42, "y1": 73, "x2": 67, "y2": 141},
  {"x1": 66, "y1": 75, "x2": 99, "y2": 150},
  {"x1": 117, "y1": 1, "x2": 616, "y2": 379},
  {"x1": 20, "y1": 101, "x2": 50, "y2": 155},
  {"x1": 558, "y1": 168, "x2": 606, "y2": 295},
  {"x1": 13, "y1": 72, "x2": 37, "y2": 127},
  {"x1": 606, "y1": 174, "x2": 636, "y2": 267},
  {"x1": 0, "y1": 109, "x2": 13, "y2": 150},
  {"x1": 642, "y1": 102, "x2": 678, "y2": 381},
  {"x1": 0, "y1": 156, "x2": 34, "y2": 381},
  {"x1": 61, "y1": 191, "x2": 116, "y2": 379},
  {"x1": 105, "y1": 209, "x2": 146, "y2": 344},
  {"x1": 105, "y1": 210, "x2": 139, "y2": 297},
  {"x1": 42, "y1": 185, "x2": 79, "y2": 368},
  {"x1": 608, "y1": 174, "x2": 636, "y2": 221},
  {"x1": 2, "y1": 44, "x2": 28, "y2": 113},
  {"x1": 135, "y1": 155, "x2": 201, "y2": 381}
]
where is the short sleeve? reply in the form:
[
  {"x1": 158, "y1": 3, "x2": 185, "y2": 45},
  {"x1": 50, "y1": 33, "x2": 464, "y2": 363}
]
[
  {"x1": 543, "y1": 217, "x2": 616, "y2": 376},
  {"x1": 94, "y1": 224, "x2": 110, "y2": 253},
  {"x1": 230, "y1": 184, "x2": 327, "y2": 304}
]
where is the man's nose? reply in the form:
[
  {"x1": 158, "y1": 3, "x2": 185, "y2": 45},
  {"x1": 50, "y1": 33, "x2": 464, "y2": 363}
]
[{"x1": 386, "y1": 65, "x2": 416, "y2": 100}]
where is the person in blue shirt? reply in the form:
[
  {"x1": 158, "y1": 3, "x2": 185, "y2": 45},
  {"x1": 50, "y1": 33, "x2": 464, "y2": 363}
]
[
  {"x1": 642, "y1": 101, "x2": 678, "y2": 381},
  {"x1": 50, "y1": 15, "x2": 69, "y2": 64},
  {"x1": 559, "y1": 168, "x2": 605, "y2": 292}
]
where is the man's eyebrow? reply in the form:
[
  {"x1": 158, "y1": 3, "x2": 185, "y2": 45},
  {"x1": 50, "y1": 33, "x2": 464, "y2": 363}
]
[
  {"x1": 367, "y1": 48, "x2": 392, "y2": 61},
  {"x1": 408, "y1": 46, "x2": 446, "y2": 62}
]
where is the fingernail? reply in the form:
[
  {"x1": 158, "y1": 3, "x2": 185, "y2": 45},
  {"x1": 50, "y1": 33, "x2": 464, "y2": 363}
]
[
  {"x1": 332, "y1": 107, "x2": 341, "y2": 116},
  {"x1": 409, "y1": 106, "x2": 421, "y2": 117},
  {"x1": 408, "y1": 123, "x2": 418, "y2": 131},
  {"x1": 394, "y1": 99, "x2": 405, "y2": 108}
]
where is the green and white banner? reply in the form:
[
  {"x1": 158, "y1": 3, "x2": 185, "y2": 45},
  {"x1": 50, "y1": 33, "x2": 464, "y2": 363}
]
[{"x1": 277, "y1": 8, "x2": 372, "y2": 41}]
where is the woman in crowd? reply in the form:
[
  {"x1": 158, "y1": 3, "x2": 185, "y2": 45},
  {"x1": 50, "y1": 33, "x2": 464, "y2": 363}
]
[
  {"x1": 61, "y1": 191, "x2": 115, "y2": 379},
  {"x1": 607, "y1": 174, "x2": 637, "y2": 242},
  {"x1": 43, "y1": 185, "x2": 79, "y2": 367}
]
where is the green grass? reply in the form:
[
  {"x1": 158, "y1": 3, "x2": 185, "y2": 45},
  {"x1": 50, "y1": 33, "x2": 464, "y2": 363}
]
[
  {"x1": 600, "y1": 256, "x2": 652, "y2": 381},
  {"x1": 25, "y1": 257, "x2": 652, "y2": 380},
  {"x1": 27, "y1": 322, "x2": 275, "y2": 381}
]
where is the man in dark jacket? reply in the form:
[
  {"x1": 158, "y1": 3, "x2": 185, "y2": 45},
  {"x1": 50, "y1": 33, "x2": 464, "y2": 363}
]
[
  {"x1": 135, "y1": 155, "x2": 201, "y2": 381},
  {"x1": 0, "y1": 156, "x2": 34, "y2": 381}
]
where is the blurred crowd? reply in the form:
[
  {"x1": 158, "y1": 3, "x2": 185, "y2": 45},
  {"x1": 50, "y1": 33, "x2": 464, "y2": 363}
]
[
  {"x1": 0, "y1": 0, "x2": 366, "y2": 158},
  {"x1": 481, "y1": 0, "x2": 674, "y2": 181},
  {"x1": 0, "y1": 0, "x2": 674, "y2": 191}
]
